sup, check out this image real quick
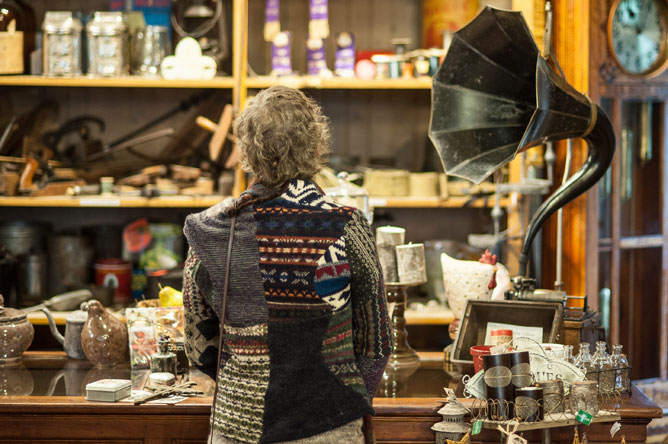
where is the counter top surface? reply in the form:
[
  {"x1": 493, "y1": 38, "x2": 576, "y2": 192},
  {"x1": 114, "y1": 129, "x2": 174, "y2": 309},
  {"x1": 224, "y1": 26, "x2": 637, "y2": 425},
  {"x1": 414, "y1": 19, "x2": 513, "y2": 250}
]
[{"x1": 0, "y1": 352, "x2": 662, "y2": 420}]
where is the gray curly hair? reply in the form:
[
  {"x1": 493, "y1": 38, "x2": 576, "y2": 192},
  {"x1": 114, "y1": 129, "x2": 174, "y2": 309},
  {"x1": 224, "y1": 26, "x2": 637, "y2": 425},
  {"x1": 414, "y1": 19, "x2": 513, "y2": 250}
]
[{"x1": 233, "y1": 86, "x2": 331, "y2": 188}]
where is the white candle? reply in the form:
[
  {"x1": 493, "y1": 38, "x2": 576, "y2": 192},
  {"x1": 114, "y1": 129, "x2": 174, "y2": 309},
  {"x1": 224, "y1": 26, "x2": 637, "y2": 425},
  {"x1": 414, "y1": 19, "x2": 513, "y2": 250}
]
[
  {"x1": 376, "y1": 226, "x2": 405, "y2": 283},
  {"x1": 396, "y1": 243, "x2": 427, "y2": 285}
]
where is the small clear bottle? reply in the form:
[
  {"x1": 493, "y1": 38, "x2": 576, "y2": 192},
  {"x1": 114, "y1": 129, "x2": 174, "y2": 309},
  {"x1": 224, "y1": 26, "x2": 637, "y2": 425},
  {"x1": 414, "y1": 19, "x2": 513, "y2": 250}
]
[
  {"x1": 574, "y1": 342, "x2": 593, "y2": 372},
  {"x1": 562, "y1": 344, "x2": 575, "y2": 364},
  {"x1": 610, "y1": 344, "x2": 630, "y2": 393},
  {"x1": 590, "y1": 341, "x2": 614, "y2": 394}
]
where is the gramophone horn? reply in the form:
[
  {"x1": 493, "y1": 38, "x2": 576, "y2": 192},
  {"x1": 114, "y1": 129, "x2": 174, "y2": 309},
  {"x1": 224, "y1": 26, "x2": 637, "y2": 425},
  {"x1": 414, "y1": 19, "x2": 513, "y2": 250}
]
[{"x1": 429, "y1": 6, "x2": 615, "y2": 277}]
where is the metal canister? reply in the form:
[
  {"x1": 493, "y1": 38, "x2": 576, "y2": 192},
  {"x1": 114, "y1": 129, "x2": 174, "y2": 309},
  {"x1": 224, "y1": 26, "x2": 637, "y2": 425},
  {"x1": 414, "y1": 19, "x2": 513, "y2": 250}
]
[
  {"x1": 515, "y1": 387, "x2": 544, "y2": 422},
  {"x1": 509, "y1": 351, "x2": 532, "y2": 388},
  {"x1": 86, "y1": 11, "x2": 128, "y2": 77},
  {"x1": 482, "y1": 353, "x2": 514, "y2": 420},
  {"x1": 18, "y1": 253, "x2": 47, "y2": 307},
  {"x1": 0, "y1": 222, "x2": 46, "y2": 257},
  {"x1": 42, "y1": 11, "x2": 83, "y2": 76}
]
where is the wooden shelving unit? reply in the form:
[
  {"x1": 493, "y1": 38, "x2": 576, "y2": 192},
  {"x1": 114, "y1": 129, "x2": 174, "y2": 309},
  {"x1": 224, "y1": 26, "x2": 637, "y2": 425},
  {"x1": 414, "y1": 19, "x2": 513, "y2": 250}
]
[
  {"x1": 0, "y1": 75, "x2": 236, "y2": 89},
  {"x1": 0, "y1": 195, "x2": 225, "y2": 208},
  {"x1": 246, "y1": 76, "x2": 432, "y2": 90},
  {"x1": 0, "y1": 75, "x2": 433, "y2": 90},
  {"x1": 0, "y1": 195, "x2": 509, "y2": 209}
]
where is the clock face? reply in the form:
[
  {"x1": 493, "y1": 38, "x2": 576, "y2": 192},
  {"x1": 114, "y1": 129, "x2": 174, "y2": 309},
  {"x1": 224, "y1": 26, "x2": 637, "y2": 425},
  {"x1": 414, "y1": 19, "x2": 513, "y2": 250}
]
[{"x1": 608, "y1": 0, "x2": 668, "y2": 76}]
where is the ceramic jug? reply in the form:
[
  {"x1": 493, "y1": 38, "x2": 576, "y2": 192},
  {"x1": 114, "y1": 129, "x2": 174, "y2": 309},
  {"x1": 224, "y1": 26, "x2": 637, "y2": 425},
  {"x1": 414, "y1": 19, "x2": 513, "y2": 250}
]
[
  {"x1": 41, "y1": 302, "x2": 88, "y2": 360},
  {"x1": 0, "y1": 294, "x2": 34, "y2": 364},
  {"x1": 81, "y1": 300, "x2": 129, "y2": 367}
]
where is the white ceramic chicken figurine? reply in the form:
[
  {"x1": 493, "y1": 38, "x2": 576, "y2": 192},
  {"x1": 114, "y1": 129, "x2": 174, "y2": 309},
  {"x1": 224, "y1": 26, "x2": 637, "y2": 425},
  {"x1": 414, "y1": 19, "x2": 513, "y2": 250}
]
[
  {"x1": 441, "y1": 249, "x2": 513, "y2": 320},
  {"x1": 441, "y1": 252, "x2": 495, "y2": 319}
]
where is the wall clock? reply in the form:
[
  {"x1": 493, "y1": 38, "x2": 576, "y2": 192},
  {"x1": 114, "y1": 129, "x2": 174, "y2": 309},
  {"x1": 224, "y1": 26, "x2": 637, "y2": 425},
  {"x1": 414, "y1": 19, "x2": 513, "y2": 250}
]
[{"x1": 607, "y1": 0, "x2": 668, "y2": 77}]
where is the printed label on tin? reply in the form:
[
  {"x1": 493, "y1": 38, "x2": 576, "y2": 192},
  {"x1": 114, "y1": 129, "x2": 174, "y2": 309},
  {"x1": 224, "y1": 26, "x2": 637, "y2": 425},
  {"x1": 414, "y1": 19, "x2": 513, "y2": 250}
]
[{"x1": 483, "y1": 366, "x2": 512, "y2": 388}]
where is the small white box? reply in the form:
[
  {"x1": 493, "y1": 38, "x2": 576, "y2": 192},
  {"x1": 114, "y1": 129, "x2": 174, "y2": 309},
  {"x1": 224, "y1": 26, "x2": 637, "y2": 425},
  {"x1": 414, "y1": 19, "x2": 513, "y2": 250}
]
[{"x1": 85, "y1": 379, "x2": 132, "y2": 402}]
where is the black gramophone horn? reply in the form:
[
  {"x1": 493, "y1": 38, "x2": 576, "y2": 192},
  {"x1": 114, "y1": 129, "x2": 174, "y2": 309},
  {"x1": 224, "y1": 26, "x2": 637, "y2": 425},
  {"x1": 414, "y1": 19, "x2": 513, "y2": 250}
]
[{"x1": 429, "y1": 6, "x2": 615, "y2": 277}]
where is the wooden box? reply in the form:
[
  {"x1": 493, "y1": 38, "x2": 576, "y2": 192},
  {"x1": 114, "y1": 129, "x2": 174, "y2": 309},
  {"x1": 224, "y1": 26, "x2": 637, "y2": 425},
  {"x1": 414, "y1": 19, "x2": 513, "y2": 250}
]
[{"x1": 451, "y1": 300, "x2": 563, "y2": 374}]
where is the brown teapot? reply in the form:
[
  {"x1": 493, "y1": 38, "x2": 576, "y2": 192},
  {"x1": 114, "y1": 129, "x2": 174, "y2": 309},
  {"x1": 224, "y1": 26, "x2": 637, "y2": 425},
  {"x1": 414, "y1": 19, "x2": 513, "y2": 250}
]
[{"x1": 0, "y1": 295, "x2": 34, "y2": 364}]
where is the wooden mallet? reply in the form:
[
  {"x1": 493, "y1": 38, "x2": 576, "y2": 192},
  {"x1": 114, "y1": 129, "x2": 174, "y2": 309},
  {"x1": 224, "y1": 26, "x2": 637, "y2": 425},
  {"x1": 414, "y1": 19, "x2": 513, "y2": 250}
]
[{"x1": 196, "y1": 104, "x2": 241, "y2": 168}]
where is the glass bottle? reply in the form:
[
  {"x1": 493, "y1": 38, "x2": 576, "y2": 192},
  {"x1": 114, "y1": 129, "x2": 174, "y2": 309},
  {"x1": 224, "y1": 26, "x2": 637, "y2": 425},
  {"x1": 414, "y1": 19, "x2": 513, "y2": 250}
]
[
  {"x1": 590, "y1": 341, "x2": 614, "y2": 394},
  {"x1": 14, "y1": 0, "x2": 35, "y2": 74},
  {"x1": 0, "y1": 0, "x2": 34, "y2": 74},
  {"x1": 0, "y1": 0, "x2": 23, "y2": 74},
  {"x1": 610, "y1": 344, "x2": 630, "y2": 393},
  {"x1": 574, "y1": 342, "x2": 593, "y2": 372},
  {"x1": 563, "y1": 344, "x2": 575, "y2": 364}
]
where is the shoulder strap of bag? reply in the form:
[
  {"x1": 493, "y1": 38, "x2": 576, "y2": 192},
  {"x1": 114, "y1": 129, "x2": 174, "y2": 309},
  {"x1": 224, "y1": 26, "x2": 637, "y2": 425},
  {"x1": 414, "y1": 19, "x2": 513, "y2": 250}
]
[{"x1": 209, "y1": 214, "x2": 236, "y2": 444}]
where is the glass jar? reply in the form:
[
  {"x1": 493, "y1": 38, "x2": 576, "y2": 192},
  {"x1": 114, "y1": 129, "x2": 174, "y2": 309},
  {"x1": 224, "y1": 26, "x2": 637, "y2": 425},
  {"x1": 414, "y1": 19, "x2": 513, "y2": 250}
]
[
  {"x1": 42, "y1": 12, "x2": 83, "y2": 77},
  {"x1": 610, "y1": 344, "x2": 630, "y2": 393},
  {"x1": 589, "y1": 341, "x2": 614, "y2": 394},
  {"x1": 86, "y1": 11, "x2": 128, "y2": 77},
  {"x1": 324, "y1": 172, "x2": 373, "y2": 224},
  {"x1": 0, "y1": 0, "x2": 27, "y2": 74}
]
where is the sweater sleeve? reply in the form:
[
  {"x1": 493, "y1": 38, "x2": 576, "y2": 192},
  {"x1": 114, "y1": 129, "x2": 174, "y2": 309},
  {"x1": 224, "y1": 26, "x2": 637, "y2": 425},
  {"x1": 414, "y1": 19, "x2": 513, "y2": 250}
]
[
  {"x1": 182, "y1": 248, "x2": 220, "y2": 380},
  {"x1": 344, "y1": 210, "x2": 393, "y2": 398}
]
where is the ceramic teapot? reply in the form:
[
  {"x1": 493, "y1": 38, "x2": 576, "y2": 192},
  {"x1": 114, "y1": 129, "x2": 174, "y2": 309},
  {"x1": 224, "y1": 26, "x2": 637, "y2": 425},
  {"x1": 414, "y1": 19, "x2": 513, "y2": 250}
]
[
  {"x1": 0, "y1": 294, "x2": 35, "y2": 364},
  {"x1": 81, "y1": 300, "x2": 128, "y2": 367},
  {"x1": 41, "y1": 302, "x2": 88, "y2": 360}
]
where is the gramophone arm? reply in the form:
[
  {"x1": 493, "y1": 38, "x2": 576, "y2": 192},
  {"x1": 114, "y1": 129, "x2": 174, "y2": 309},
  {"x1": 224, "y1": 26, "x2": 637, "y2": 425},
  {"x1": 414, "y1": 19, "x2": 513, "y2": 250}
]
[{"x1": 519, "y1": 106, "x2": 616, "y2": 277}]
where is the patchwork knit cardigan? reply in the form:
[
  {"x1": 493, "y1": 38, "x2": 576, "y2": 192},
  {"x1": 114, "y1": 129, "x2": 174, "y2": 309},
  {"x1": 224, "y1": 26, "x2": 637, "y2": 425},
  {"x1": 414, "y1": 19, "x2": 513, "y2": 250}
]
[{"x1": 183, "y1": 179, "x2": 393, "y2": 444}]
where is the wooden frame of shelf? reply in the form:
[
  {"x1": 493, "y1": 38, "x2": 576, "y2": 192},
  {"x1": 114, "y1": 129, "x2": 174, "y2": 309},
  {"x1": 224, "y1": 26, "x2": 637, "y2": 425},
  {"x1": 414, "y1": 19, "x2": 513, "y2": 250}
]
[
  {"x1": 0, "y1": 75, "x2": 236, "y2": 88},
  {"x1": 0, "y1": 75, "x2": 432, "y2": 90},
  {"x1": 0, "y1": 195, "x2": 509, "y2": 209}
]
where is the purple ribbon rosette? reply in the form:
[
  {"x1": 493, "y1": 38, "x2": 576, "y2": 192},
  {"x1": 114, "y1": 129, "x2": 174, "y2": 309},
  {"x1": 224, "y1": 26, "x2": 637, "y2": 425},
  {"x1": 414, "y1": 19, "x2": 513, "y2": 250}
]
[
  {"x1": 308, "y1": 0, "x2": 329, "y2": 39},
  {"x1": 264, "y1": 0, "x2": 280, "y2": 42},
  {"x1": 307, "y1": 36, "x2": 329, "y2": 76},
  {"x1": 335, "y1": 32, "x2": 355, "y2": 78},
  {"x1": 271, "y1": 31, "x2": 292, "y2": 76}
]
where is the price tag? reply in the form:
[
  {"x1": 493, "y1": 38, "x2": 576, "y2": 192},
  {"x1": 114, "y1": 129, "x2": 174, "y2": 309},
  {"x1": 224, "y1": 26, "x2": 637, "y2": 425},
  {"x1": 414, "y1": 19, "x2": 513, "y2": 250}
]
[
  {"x1": 472, "y1": 420, "x2": 482, "y2": 435},
  {"x1": 575, "y1": 410, "x2": 593, "y2": 425}
]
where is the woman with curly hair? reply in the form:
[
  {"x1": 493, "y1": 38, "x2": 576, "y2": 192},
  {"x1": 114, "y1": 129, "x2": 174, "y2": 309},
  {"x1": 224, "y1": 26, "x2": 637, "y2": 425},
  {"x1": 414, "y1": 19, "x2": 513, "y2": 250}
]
[{"x1": 183, "y1": 86, "x2": 392, "y2": 444}]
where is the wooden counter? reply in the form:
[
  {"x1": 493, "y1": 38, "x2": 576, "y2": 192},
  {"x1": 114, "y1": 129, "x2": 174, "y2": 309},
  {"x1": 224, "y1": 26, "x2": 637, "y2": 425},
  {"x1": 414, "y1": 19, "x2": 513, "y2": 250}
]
[{"x1": 0, "y1": 352, "x2": 661, "y2": 443}]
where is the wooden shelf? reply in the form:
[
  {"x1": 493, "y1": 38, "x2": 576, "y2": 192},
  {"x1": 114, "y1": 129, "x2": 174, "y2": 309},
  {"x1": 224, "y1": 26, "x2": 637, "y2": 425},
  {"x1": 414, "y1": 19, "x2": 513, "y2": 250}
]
[
  {"x1": 0, "y1": 195, "x2": 225, "y2": 208},
  {"x1": 246, "y1": 76, "x2": 433, "y2": 90},
  {"x1": 405, "y1": 307, "x2": 454, "y2": 325},
  {"x1": 0, "y1": 195, "x2": 505, "y2": 209},
  {"x1": 369, "y1": 196, "x2": 508, "y2": 209},
  {"x1": 0, "y1": 75, "x2": 432, "y2": 90},
  {"x1": 0, "y1": 75, "x2": 236, "y2": 89}
]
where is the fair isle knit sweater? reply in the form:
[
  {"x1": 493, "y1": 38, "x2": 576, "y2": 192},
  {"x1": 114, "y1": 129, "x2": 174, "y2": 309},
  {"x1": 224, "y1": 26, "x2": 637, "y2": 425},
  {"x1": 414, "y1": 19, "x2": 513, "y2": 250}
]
[{"x1": 182, "y1": 179, "x2": 392, "y2": 444}]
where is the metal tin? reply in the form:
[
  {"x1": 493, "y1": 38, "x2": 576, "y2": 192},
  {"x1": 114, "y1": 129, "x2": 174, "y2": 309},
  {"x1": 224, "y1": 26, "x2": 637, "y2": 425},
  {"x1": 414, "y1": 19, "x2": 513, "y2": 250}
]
[
  {"x1": 509, "y1": 351, "x2": 532, "y2": 388},
  {"x1": 18, "y1": 254, "x2": 47, "y2": 307},
  {"x1": 483, "y1": 353, "x2": 514, "y2": 420},
  {"x1": 86, "y1": 11, "x2": 128, "y2": 77},
  {"x1": 42, "y1": 11, "x2": 83, "y2": 76},
  {"x1": 0, "y1": 222, "x2": 46, "y2": 257},
  {"x1": 515, "y1": 387, "x2": 544, "y2": 422}
]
